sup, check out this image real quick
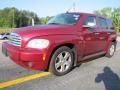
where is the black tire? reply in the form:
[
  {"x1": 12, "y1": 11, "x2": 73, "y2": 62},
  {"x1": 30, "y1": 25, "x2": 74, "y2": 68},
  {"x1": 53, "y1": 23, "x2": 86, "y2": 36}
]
[
  {"x1": 106, "y1": 42, "x2": 116, "y2": 58},
  {"x1": 49, "y1": 46, "x2": 74, "y2": 76}
]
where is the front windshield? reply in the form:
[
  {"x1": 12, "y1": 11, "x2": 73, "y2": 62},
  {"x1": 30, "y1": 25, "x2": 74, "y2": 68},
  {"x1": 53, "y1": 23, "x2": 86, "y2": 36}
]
[{"x1": 47, "y1": 13, "x2": 80, "y2": 25}]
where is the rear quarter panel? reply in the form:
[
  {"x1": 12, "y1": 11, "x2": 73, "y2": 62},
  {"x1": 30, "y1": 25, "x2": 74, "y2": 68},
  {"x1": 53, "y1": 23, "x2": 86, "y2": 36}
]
[{"x1": 104, "y1": 32, "x2": 117, "y2": 52}]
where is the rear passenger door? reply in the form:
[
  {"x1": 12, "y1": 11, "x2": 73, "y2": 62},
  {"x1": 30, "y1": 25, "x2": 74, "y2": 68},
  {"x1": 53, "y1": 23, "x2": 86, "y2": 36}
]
[
  {"x1": 107, "y1": 19, "x2": 115, "y2": 35},
  {"x1": 97, "y1": 17, "x2": 108, "y2": 51}
]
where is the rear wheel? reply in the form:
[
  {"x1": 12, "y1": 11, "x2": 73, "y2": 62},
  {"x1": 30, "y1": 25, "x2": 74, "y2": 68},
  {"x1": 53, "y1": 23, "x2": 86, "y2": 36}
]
[
  {"x1": 106, "y1": 42, "x2": 116, "y2": 58},
  {"x1": 49, "y1": 46, "x2": 74, "y2": 76}
]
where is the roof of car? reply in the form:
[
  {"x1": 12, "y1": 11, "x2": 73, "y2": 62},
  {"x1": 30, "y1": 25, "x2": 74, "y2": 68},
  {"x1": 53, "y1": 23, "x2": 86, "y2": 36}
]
[{"x1": 66, "y1": 12, "x2": 109, "y2": 19}]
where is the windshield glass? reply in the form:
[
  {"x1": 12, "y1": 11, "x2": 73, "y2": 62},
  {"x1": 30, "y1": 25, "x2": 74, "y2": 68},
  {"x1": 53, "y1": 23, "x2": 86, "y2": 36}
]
[{"x1": 47, "y1": 13, "x2": 80, "y2": 25}]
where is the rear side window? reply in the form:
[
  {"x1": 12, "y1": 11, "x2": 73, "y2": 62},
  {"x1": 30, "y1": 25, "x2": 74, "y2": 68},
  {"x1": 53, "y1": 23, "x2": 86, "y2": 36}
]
[
  {"x1": 107, "y1": 19, "x2": 113, "y2": 29},
  {"x1": 84, "y1": 16, "x2": 96, "y2": 26},
  {"x1": 98, "y1": 18, "x2": 108, "y2": 29}
]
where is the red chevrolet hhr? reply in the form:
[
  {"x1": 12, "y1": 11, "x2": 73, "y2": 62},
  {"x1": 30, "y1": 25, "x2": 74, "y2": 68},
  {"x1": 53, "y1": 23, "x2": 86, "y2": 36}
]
[{"x1": 2, "y1": 12, "x2": 117, "y2": 76}]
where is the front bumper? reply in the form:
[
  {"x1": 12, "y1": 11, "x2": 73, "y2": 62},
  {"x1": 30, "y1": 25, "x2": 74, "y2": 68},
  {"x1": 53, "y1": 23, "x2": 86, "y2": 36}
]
[{"x1": 2, "y1": 42, "x2": 49, "y2": 70}]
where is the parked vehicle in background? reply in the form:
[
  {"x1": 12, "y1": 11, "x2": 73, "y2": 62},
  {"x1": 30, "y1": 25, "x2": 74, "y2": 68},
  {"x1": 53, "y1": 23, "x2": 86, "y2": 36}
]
[
  {"x1": 2, "y1": 12, "x2": 117, "y2": 76},
  {"x1": 0, "y1": 34, "x2": 3, "y2": 39},
  {"x1": 0, "y1": 33, "x2": 10, "y2": 40}
]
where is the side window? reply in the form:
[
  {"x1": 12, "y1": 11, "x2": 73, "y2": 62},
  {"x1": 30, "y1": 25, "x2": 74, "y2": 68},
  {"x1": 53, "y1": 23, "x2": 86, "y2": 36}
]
[
  {"x1": 84, "y1": 16, "x2": 96, "y2": 26},
  {"x1": 107, "y1": 19, "x2": 113, "y2": 29},
  {"x1": 98, "y1": 18, "x2": 108, "y2": 29}
]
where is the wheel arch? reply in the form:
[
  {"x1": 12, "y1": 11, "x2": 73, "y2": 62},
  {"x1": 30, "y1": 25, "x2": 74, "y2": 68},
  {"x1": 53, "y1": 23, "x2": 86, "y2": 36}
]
[
  {"x1": 47, "y1": 43, "x2": 78, "y2": 70},
  {"x1": 111, "y1": 39, "x2": 117, "y2": 44},
  {"x1": 105, "y1": 37, "x2": 117, "y2": 54}
]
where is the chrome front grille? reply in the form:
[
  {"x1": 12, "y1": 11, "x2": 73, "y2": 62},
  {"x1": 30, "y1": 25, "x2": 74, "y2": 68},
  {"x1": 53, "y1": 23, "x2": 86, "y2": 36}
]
[{"x1": 9, "y1": 33, "x2": 21, "y2": 47}]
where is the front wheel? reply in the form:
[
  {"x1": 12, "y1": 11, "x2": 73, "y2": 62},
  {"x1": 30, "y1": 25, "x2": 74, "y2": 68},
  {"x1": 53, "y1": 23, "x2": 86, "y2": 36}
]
[
  {"x1": 49, "y1": 46, "x2": 74, "y2": 76},
  {"x1": 106, "y1": 42, "x2": 116, "y2": 58}
]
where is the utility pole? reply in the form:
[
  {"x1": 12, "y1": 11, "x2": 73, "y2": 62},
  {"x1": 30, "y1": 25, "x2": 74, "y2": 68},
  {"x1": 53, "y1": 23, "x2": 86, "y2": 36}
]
[
  {"x1": 31, "y1": 18, "x2": 35, "y2": 26},
  {"x1": 27, "y1": 15, "x2": 35, "y2": 26},
  {"x1": 31, "y1": 13, "x2": 35, "y2": 26},
  {"x1": 12, "y1": 8, "x2": 15, "y2": 28}
]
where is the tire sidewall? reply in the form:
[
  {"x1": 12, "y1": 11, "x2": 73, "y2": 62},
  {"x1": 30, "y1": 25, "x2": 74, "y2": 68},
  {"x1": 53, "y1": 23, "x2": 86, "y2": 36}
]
[
  {"x1": 49, "y1": 46, "x2": 74, "y2": 76},
  {"x1": 106, "y1": 42, "x2": 116, "y2": 58}
]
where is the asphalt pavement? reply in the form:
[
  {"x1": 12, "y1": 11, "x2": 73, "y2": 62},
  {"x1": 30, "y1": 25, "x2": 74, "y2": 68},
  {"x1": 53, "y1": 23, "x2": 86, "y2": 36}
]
[{"x1": 0, "y1": 41, "x2": 120, "y2": 90}]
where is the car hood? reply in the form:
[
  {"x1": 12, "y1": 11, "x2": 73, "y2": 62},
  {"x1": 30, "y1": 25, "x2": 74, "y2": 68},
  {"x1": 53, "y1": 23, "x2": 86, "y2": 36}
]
[{"x1": 13, "y1": 25, "x2": 76, "y2": 39}]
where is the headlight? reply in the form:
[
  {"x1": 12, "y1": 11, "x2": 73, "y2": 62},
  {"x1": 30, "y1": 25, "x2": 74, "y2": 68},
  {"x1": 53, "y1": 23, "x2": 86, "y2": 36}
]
[{"x1": 27, "y1": 39, "x2": 49, "y2": 49}]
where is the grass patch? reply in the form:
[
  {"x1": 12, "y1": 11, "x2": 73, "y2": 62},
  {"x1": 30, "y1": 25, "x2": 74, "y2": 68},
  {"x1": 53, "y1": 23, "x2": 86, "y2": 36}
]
[{"x1": 0, "y1": 28, "x2": 13, "y2": 34}]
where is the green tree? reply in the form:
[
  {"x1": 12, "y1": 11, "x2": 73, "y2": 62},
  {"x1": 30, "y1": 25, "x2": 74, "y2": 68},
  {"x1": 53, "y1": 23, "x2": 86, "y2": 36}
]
[
  {"x1": 112, "y1": 8, "x2": 120, "y2": 33},
  {"x1": 0, "y1": 7, "x2": 40, "y2": 28},
  {"x1": 39, "y1": 17, "x2": 47, "y2": 24},
  {"x1": 39, "y1": 16, "x2": 53, "y2": 24},
  {"x1": 94, "y1": 7, "x2": 113, "y2": 18}
]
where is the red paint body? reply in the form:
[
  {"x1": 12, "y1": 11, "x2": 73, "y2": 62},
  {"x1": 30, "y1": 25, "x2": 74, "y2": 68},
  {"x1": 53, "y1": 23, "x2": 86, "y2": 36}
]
[{"x1": 2, "y1": 13, "x2": 117, "y2": 70}]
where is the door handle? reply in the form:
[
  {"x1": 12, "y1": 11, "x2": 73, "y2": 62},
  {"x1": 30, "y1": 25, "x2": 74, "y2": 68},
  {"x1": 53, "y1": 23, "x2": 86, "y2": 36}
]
[
  {"x1": 94, "y1": 32, "x2": 100, "y2": 35},
  {"x1": 107, "y1": 33, "x2": 111, "y2": 35}
]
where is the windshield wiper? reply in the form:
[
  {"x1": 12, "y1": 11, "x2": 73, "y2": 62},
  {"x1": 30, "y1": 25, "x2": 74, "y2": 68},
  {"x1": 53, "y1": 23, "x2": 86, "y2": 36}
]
[{"x1": 48, "y1": 23, "x2": 60, "y2": 25}]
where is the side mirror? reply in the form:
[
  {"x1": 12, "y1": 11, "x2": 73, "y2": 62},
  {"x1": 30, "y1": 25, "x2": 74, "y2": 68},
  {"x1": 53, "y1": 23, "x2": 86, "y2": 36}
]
[{"x1": 83, "y1": 22, "x2": 96, "y2": 28}]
